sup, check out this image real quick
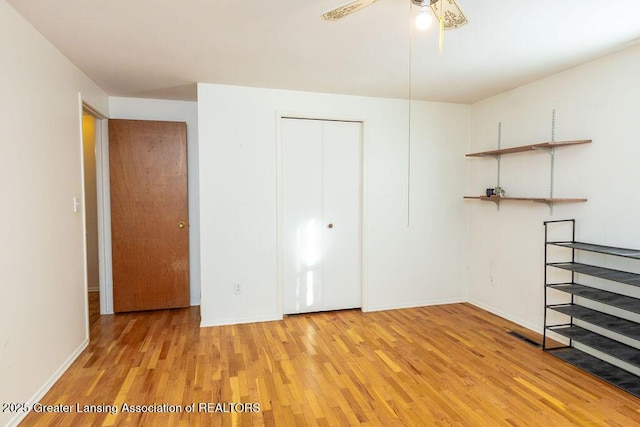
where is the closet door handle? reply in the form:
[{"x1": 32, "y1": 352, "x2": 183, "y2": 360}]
[{"x1": 327, "y1": 223, "x2": 334, "y2": 229}]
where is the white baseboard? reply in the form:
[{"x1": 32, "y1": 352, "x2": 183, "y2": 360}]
[
  {"x1": 6, "y1": 338, "x2": 89, "y2": 427},
  {"x1": 467, "y1": 300, "x2": 542, "y2": 334},
  {"x1": 200, "y1": 314, "x2": 282, "y2": 328},
  {"x1": 364, "y1": 297, "x2": 466, "y2": 313},
  {"x1": 199, "y1": 299, "x2": 467, "y2": 327}
]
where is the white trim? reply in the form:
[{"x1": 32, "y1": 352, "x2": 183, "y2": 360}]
[
  {"x1": 81, "y1": 101, "x2": 107, "y2": 120},
  {"x1": 5, "y1": 338, "x2": 89, "y2": 427},
  {"x1": 96, "y1": 115, "x2": 114, "y2": 314},
  {"x1": 276, "y1": 112, "x2": 368, "y2": 315},
  {"x1": 78, "y1": 95, "x2": 90, "y2": 341},
  {"x1": 365, "y1": 298, "x2": 467, "y2": 313},
  {"x1": 200, "y1": 314, "x2": 283, "y2": 328},
  {"x1": 468, "y1": 300, "x2": 543, "y2": 334},
  {"x1": 275, "y1": 113, "x2": 284, "y2": 317},
  {"x1": 360, "y1": 122, "x2": 369, "y2": 311}
]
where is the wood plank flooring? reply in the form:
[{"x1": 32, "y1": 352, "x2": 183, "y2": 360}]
[{"x1": 20, "y1": 294, "x2": 640, "y2": 426}]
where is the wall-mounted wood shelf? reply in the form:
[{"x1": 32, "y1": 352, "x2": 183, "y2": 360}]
[
  {"x1": 465, "y1": 113, "x2": 591, "y2": 213},
  {"x1": 464, "y1": 196, "x2": 587, "y2": 203},
  {"x1": 464, "y1": 117, "x2": 591, "y2": 215},
  {"x1": 466, "y1": 140, "x2": 591, "y2": 158},
  {"x1": 463, "y1": 196, "x2": 587, "y2": 207}
]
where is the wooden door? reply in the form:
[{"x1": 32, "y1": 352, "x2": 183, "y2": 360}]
[
  {"x1": 281, "y1": 118, "x2": 361, "y2": 314},
  {"x1": 109, "y1": 119, "x2": 189, "y2": 312}
]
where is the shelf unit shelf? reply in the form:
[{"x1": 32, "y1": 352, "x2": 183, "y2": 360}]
[
  {"x1": 548, "y1": 241, "x2": 640, "y2": 260},
  {"x1": 548, "y1": 304, "x2": 640, "y2": 341},
  {"x1": 543, "y1": 219, "x2": 640, "y2": 398},
  {"x1": 466, "y1": 139, "x2": 591, "y2": 157},
  {"x1": 548, "y1": 325, "x2": 640, "y2": 369},
  {"x1": 547, "y1": 283, "x2": 640, "y2": 315},
  {"x1": 547, "y1": 262, "x2": 640, "y2": 288},
  {"x1": 548, "y1": 347, "x2": 640, "y2": 396}
]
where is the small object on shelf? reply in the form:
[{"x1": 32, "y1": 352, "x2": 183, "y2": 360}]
[
  {"x1": 494, "y1": 186, "x2": 505, "y2": 198},
  {"x1": 486, "y1": 188, "x2": 495, "y2": 196}
]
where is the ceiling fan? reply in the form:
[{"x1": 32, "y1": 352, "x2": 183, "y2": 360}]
[
  {"x1": 322, "y1": 0, "x2": 468, "y2": 30},
  {"x1": 322, "y1": 0, "x2": 468, "y2": 225}
]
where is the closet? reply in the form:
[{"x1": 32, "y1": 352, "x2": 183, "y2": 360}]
[{"x1": 281, "y1": 118, "x2": 362, "y2": 314}]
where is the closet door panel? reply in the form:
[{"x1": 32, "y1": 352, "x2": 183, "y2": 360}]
[
  {"x1": 282, "y1": 118, "x2": 323, "y2": 314},
  {"x1": 322, "y1": 121, "x2": 362, "y2": 310}
]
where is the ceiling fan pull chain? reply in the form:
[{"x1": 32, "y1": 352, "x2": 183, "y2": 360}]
[
  {"x1": 438, "y1": 1, "x2": 445, "y2": 54},
  {"x1": 439, "y1": 16, "x2": 445, "y2": 54}
]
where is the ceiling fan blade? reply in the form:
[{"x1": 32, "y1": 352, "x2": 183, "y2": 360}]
[
  {"x1": 322, "y1": 0, "x2": 380, "y2": 21},
  {"x1": 431, "y1": 0, "x2": 468, "y2": 29}
]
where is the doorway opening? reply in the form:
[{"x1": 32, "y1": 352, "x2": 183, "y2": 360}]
[
  {"x1": 82, "y1": 111, "x2": 100, "y2": 326},
  {"x1": 80, "y1": 100, "x2": 112, "y2": 344}
]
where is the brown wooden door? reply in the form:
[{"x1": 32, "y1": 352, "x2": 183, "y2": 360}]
[{"x1": 109, "y1": 119, "x2": 189, "y2": 312}]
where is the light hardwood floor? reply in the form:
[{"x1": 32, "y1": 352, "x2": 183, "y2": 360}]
[{"x1": 21, "y1": 294, "x2": 640, "y2": 426}]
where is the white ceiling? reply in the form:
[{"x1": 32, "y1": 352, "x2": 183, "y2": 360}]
[{"x1": 8, "y1": 0, "x2": 640, "y2": 103}]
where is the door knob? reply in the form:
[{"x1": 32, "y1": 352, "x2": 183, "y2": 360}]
[
  {"x1": 327, "y1": 223, "x2": 334, "y2": 229},
  {"x1": 178, "y1": 221, "x2": 186, "y2": 228}
]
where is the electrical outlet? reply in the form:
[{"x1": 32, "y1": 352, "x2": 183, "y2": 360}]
[
  {"x1": 489, "y1": 275, "x2": 495, "y2": 286},
  {"x1": 234, "y1": 283, "x2": 243, "y2": 294}
]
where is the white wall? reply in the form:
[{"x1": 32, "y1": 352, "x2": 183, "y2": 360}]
[
  {"x1": 468, "y1": 43, "x2": 640, "y2": 332},
  {"x1": 109, "y1": 97, "x2": 201, "y2": 306},
  {"x1": 0, "y1": 2, "x2": 108, "y2": 426},
  {"x1": 198, "y1": 83, "x2": 470, "y2": 326}
]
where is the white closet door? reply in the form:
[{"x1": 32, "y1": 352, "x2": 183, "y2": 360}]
[
  {"x1": 321, "y1": 120, "x2": 361, "y2": 310},
  {"x1": 282, "y1": 119, "x2": 324, "y2": 313},
  {"x1": 281, "y1": 118, "x2": 361, "y2": 314}
]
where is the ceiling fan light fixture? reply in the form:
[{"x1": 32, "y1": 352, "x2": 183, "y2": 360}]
[
  {"x1": 415, "y1": 6, "x2": 433, "y2": 31},
  {"x1": 410, "y1": 0, "x2": 468, "y2": 30}
]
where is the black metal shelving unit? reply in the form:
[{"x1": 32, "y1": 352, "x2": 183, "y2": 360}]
[{"x1": 543, "y1": 219, "x2": 640, "y2": 397}]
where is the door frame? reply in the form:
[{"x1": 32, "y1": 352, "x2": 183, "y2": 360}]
[
  {"x1": 79, "y1": 96, "x2": 113, "y2": 320},
  {"x1": 275, "y1": 112, "x2": 368, "y2": 316},
  {"x1": 94, "y1": 110, "x2": 114, "y2": 315}
]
